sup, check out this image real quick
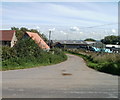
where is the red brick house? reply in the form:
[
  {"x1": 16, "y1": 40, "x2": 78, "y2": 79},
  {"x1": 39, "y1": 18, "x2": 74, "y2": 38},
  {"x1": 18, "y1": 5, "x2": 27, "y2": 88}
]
[{"x1": 0, "y1": 30, "x2": 17, "y2": 47}]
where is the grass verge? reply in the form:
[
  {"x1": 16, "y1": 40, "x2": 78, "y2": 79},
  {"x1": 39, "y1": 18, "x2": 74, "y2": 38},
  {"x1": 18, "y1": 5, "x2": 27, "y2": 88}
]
[
  {"x1": 66, "y1": 50, "x2": 120, "y2": 76},
  {"x1": 1, "y1": 53, "x2": 67, "y2": 71}
]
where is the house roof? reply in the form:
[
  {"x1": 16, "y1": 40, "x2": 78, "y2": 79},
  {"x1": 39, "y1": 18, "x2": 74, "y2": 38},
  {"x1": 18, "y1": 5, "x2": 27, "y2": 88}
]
[
  {"x1": 53, "y1": 40, "x2": 87, "y2": 45},
  {"x1": 85, "y1": 41, "x2": 96, "y2": 44},
  {"x1": 0, "y1": 30, "x2": 15, "y2": 41},
  {"x1": 26, "y1": 31, "x2": 50, "y2": 50}
]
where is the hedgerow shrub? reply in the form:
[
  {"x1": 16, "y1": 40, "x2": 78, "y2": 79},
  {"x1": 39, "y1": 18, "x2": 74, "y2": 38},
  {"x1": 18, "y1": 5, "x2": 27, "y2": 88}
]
[
  {"x1": 66, "y1": 49, "x2": 120, "y2": 75},
  {"x1": 92, "y1": 53, "x2": 119, "y2": 63},
  {"x1": 98, "y1": 62, "x2": 120, "y2": 75},
  {"x1": 2, "y1": 46, "x2": 17, "y2": 61},
  {"x1": 2, "y1": 38, "x2": 67, "y2": 70}
]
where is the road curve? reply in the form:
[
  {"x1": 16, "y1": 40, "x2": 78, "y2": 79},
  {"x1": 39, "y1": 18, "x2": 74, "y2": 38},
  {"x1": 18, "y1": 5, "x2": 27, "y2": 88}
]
[{"x1": 2, "y1": 54, "x2": 118, "y2": 98}]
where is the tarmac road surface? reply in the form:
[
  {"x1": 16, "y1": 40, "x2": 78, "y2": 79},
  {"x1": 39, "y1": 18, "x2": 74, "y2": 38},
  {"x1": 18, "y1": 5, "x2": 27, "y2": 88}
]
[{"x1": 2, "y1": 54, "x2": 118, "y2": 98}]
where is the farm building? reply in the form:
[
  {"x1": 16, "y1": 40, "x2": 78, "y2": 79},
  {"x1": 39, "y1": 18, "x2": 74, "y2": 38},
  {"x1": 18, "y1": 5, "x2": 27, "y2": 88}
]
[
  {"x1": 86, "y1": 41, "x2": 105, "y2": 48},
  {"x1": 0, "y1": 30, "x2": 17, "y2": 47},
  {"x1": 52, "y1": 40, "x2": 88, "y2": 49}
]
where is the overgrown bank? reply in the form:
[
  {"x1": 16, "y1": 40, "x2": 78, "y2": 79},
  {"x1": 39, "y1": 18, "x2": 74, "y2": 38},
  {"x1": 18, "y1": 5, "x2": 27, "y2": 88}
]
[
  {"x1": 66, "y1": 49, "x2": 120, "y2": 75},
  {"x1": 1, "y1": 38, "x2": 67, "y2": 71}
]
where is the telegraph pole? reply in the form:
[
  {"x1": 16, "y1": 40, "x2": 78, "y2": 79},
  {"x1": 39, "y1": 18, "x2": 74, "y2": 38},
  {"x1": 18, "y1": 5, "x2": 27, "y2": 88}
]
[{"x1": 49, "y1": 30, "x2": 51, "y2": 47}]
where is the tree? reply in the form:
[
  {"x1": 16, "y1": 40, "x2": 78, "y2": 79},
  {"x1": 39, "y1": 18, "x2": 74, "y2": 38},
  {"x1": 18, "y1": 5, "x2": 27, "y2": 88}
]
[
  {"x1": 84, "y1": 38, "x2": 96, "y2": 41},
  {"x1": 11, "y1": 27, "x2": 19, "y2": 31},
  {"x1": 11, "y1": 27, "x2": 48, "y2": 42},
  {"x1": 20, "y1": 27, "x2": 29, "y2": 32},
  {"x1": 14, "y1": 38, "x2": 43, "y2": 58},
  {"x1": 41, "y1": 34, "x2": 48, "y2": 42},
  {"x1": 30, "y1": 29, "x2": 39, "y2": 33},
  {"x1": 11, "y1": 27, "x2": 25, "y2": 40},
  {"x1": 101, "y1": 35, "x2": 120, "y2": 45}
]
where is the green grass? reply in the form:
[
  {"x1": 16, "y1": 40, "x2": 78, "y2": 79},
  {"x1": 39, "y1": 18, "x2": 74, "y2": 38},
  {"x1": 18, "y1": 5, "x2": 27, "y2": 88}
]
[
  {"x1": 1, "y1": 53, "x2": 67, "y2": 71},
  {"x1": 1, "y1": 52, "x2": 67, "y2": 71}
]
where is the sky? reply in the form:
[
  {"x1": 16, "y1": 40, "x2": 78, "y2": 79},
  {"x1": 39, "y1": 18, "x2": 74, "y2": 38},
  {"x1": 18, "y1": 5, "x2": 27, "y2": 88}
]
[{"x1": 1, "y1": 1, "x2": 118, "y2": 40}]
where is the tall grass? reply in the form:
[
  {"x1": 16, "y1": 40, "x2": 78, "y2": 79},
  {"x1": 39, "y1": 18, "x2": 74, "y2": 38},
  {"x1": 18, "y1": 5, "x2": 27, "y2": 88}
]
[{"x1": 66, "y1": 49, "x2": 120, "y2": 75}]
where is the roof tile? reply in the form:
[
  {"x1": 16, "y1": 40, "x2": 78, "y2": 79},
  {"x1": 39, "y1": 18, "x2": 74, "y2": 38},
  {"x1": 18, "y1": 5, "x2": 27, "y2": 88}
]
[
  {"x1": 26, "y1": 31, "x2": 50, "y2": 50},
  {"x1": 0, "y1": 30, "x2": 15, "y2": 41}
]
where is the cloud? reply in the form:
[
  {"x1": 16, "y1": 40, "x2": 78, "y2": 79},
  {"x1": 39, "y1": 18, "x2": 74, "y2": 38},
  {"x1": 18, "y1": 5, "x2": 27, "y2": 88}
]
[
  {"x1": 1, "y1": 0, "x2": 119, "y2": 2},
  {"x1": 80, "y1": 32, "x2": 83, "y2": 34},
  {"x1": 70, "y1": 26, "x2": 79, "y2": 31},
  {"x1": 49, "y1": 28, "x2": 55, "y2": 31},
  {"x1": 60, "y1": 31, "x2": 67, "y2": 35},
  {"x1": 2, "y1": 2, "x2": 118, "y2": 40},
  {"x1": 47, "y1": 3, "x2": 117, "y2": 24},
  {"x1": 36, "y1": 26, "x2": 40, "y2": 29},
  {"x1": 2, "y1": 2, "x2": 117, "y2": 26},
  {"x1": 112, "y1": 29, "x2": 116, "y2": 33}
]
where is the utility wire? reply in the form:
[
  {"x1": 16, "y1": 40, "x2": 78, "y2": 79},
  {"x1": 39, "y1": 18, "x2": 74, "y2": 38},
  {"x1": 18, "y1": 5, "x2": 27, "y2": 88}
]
[{"x1": 79, "y1": 23, "x2": 118, "y2": 29}]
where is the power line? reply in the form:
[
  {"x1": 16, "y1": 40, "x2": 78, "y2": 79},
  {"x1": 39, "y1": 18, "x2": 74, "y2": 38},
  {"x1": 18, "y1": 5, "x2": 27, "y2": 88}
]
[{"x1": 79, "y1": 23, "x2": 117, "y2": 29}]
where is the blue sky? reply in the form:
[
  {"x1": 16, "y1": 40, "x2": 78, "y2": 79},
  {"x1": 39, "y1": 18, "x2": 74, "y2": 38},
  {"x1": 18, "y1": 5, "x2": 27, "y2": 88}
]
[{"x1": 1, "y1": 2, "x2": 118, "y2": 40}]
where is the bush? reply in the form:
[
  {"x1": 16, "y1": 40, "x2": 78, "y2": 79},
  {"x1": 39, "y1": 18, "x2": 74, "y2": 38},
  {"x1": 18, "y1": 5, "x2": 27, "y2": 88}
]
[
  {"x1": 98, "y1": 62, "x2": 120, "y2": 75},
  {"x1": 92, "y1": 53, "x2": 119, "y2": 63},
  {"x1": 66, "y1": 49, "x2": 120, "y2": 75},
  {"x1": 2, "y1": 38, "x2": 67, "y2": 70},
  {"x1": 2, "y1": 46, "x2": 17, "y2": 61}
]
